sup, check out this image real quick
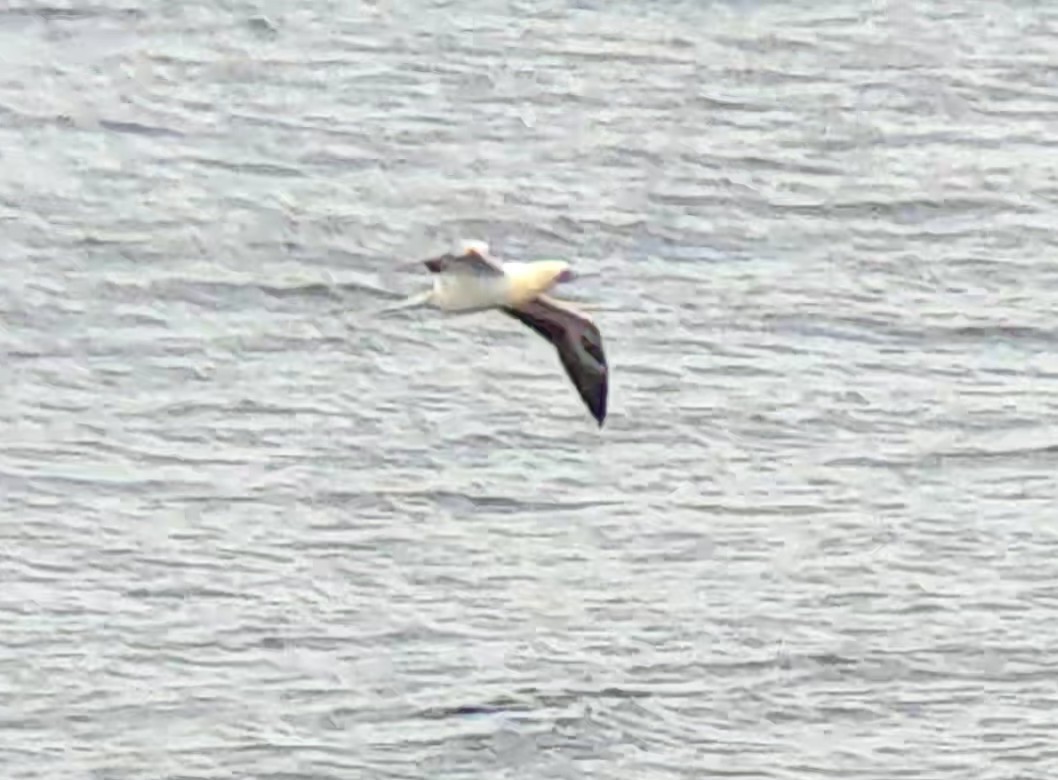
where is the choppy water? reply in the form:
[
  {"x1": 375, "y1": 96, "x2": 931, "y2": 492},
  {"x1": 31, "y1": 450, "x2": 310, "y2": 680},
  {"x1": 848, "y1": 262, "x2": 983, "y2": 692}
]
[{"x1": 3, "y1": 1, "x2": 1058, "y2": 778}]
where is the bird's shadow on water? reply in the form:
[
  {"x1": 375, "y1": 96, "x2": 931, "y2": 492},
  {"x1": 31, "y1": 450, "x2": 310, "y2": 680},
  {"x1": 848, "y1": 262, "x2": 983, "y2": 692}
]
[
  {"x1": 417, "y1": 685, "x2": 652, "y2": 722},
  {"x1": 412, "y1": 650, "x2": 864, "y2": 730}
]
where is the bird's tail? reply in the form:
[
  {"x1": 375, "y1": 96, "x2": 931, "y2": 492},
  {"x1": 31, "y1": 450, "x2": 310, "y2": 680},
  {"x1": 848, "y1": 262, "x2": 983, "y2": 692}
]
[{"x1": 371, "y1": 289, "x2": 433, "y2": 317}]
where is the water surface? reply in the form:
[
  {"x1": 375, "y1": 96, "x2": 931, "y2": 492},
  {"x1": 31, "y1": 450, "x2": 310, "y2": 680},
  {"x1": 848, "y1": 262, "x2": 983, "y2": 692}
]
[{"x1": 2, "y1": 1, "x2": 1057, "y2": 778}]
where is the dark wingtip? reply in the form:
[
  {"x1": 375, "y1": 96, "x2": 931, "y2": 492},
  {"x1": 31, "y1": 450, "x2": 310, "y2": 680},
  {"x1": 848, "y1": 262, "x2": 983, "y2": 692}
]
[{"x1": 592, "y1": 396, "x2": 607, "y2": 427}]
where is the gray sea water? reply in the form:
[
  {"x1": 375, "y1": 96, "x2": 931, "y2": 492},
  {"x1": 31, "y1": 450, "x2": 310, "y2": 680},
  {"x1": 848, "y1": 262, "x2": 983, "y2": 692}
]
[{"x1": 2, "y1": 1, "x2": 1058, "y2": 778}]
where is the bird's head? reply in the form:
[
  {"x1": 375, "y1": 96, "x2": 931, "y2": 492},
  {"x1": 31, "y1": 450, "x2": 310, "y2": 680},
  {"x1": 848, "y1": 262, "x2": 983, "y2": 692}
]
[{"x1": 537, "y1": 260, "x2": 575, "y2": 288}]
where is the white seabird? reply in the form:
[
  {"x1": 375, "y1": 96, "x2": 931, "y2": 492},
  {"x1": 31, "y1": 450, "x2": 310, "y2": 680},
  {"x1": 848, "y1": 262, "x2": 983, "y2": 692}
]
[{"x1": 382, "y1": 240, "x2": 608, "y2": 426}]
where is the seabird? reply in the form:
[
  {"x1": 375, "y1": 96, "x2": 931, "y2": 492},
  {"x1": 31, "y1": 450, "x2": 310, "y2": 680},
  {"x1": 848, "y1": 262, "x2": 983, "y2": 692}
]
[{"x1": 381, "y1": 240, "x2": 608, "y2": 426}]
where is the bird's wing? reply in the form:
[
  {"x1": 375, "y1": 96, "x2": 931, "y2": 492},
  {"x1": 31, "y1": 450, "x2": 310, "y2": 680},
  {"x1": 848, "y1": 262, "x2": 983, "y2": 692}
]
[
  {"x1": 423, "y1": 246, "x2": 504, "y2": 277},
  {"x1": 501, "y1": 294, "x2": 608, "y2": 426}
]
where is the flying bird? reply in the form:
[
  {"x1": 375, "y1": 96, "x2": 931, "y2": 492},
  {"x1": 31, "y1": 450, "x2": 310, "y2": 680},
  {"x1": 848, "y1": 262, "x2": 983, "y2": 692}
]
[{"x1": 381, "y1": 240, "x2": 608, "y2": 426}]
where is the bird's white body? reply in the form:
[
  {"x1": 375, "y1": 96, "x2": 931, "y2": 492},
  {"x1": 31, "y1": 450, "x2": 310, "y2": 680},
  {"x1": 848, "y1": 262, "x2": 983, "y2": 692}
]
[
  {"x1": 430, "y1": 260, "x2": 572, "y2": 312},
  {"x1": 429, "y1": 267, "x2": 511, "y2": 312}
]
